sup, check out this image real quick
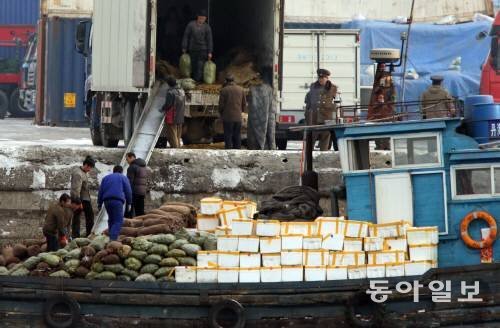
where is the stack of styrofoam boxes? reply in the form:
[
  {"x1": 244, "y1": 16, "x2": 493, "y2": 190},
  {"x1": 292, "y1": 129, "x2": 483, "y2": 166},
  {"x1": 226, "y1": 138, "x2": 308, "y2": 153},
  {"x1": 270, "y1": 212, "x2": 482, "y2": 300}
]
[{"x1": 405, "y1": 227, "x2": 438, "y2": 275}]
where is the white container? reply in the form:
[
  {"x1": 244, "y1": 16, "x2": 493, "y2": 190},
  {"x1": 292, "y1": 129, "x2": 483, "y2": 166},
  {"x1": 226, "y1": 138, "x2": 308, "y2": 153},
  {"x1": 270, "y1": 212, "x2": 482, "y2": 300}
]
[
  {"x1": 369, "y1": 221, "x2": 409, "y2": 238},
  {"x1": 223, "y1": 200, "x2": 257, "y2": 219},
  {"x1": 327, "y1": 266, "x2": 348, "y2": 280},
  {"x1": 406, "y1": 227, "x2": 439, "y2": 246},
  {"x1": 238, "y1": 236, "x2": 260, "y2": 253},
  {"x1": 256, "y1": 220, "x2": 281, "y2": 237},
  {"x1": 282, "y1": 266, "x2": 304, "y2": 282},
  {"x1": 344, "y1": 238, "x2": 363, "y2": 251},
  {"x1": 281, "y1": 222, "x2": 316, "y2": 236},
  {"x1": 385, "y1": 263, "x2": 405, "y2": 277},
  {"x1": 175, "y1": 266, "x2": 197, "y2": 283},
  {"x1": 303, "y1": 250, "x2": 329, "y2": 266},
  {"x1": 217, "y1": 206, "x2": 247, "y2": 226},
  {"x1": 348, "y1": 265, "x2": 367, "y2": 279},
  {"x1": 197, "y1": 251, "x2": 218, "y2": 267},
  {"x1": 367, "y1": 251, "x2": 405, "y2": 265},
  {"x1": 385, "y1": 238, "x2": 407, "y2": 251},
  {"x1": 218, "y1": 268, "x2": 239, "y2": 283},
  {"x1": 239, "y1": 253, "x2": 261, "y2": 268},
  {"x1": 217, "y1": 236, "x2": 239, "y2": 251},
  {"x1": 345, "y1": 220, "x2": 369, "y2": 238},
  {"x1": 364, "y1": 237, "x2": 385, "y2": 251},
  {"x1": 262, "y1": 253, "x2": 281, "y2": 267},
  {"x1": 260, "y1": 237, "x2": 281, "y2": 254},
  {"x1": 260, "y1": 266, "x2": 282, "y2": 283},
  {"x1": 231, "y1": 219, "x2": 255, "y2": 236},
  {"x1": 409, "y1": 244, "x2": 438, "y2": 262},
  {"x1": 200, "y1": 197, "x2": 223, "y2": 215},
  {"x1": 404, "y1": 260, "x2": 435, "y2": 276},
  {"x1": 330, "y1": 251, "x2": 366, "y2": 266},
  {"x1": 196, "y1": 215, "x2": 219, "y2": 232},
  {"x1": 303, "y1": 235, "x2": 322, "y2": 250},
  {"x1": 304, "y1": 266, "x2": 327, "y2": 281},
  {"x1": 321, "y1": 233, "x2": 344, "y2": 251},
  {"x1": 366, "y1": 264, "x2": 385, "y2": 278},
  {"x1": 197, "y1": 267, "x2": 218, "y2": 283},
  {"x1": 281, "y1": 250, "x2": 303, "y2": 266},
  {"x1": 215, "y1": 226, "x2": 232, "y2": 236},
  {"x1": 222, "y1": 200, "x2": 248, "y2": 211},
  {"x1": 315, "y1": 218, "x2": 346, "y2": 236},
  {"x1": 282, "y1": 234, "x2": 303, "y2": 250},
  {"x1": 217, "y1": 251, "x2": 240, "y2": 268},
  {"x1": 239, "y1": 267, "x2": 260, "y2": 283}
]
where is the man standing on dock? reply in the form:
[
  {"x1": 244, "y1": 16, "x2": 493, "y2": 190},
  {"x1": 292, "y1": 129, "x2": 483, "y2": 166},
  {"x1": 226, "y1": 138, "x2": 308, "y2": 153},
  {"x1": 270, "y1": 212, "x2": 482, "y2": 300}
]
[
  {"x1": 126, "y1": 152, "x2": 148, "y2": 217},
  {"x1": 219, "y1": 74, "x2": 247, "y2": 149},
  {"x1": 182, "y1": 9, "x2": 213, "y2": 82},
  {"x1": 70, "y1": 156, "x2": 96, "y2": 238}
]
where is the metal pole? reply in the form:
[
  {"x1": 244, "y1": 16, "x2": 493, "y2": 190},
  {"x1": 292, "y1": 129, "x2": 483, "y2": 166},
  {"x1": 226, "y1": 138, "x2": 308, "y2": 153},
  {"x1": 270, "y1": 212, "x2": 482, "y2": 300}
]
[{"x1": 401, "y1": 0, "x2": 415, "y2": 105}]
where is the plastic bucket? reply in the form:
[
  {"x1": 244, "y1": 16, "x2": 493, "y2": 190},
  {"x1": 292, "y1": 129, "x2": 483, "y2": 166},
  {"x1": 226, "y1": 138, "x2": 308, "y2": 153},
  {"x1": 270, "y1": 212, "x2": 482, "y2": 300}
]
[{"x1": 469, "y1": 103, "x2": 500, "y2": 144}]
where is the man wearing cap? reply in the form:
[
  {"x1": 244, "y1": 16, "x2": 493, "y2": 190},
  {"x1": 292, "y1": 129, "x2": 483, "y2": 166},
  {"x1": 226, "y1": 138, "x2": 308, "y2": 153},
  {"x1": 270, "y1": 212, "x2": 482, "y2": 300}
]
[
  {"x1": 219, "y1": 74, "x2": 247, "y2": 149},
  {"x1": 420, "y1": 75, "x2": 455, "y2": 119},
  {"x1": 182, "y1": 9, "x2": 213, "y2": 82},
  {"x1": 304, "y1": 69, "x2": 338, "y2": 151}
]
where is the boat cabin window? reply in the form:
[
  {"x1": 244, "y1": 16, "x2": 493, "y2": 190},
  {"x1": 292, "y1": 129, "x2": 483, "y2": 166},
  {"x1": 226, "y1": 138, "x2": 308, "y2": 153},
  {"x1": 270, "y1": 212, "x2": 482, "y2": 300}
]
[
  {"x1": 451, "y1": 165, "x2": 500, "y2": 199},
  {"x1": 393, "y1": 136, "x2": 439, "y2": 167},
  {"x1": 347, "y1": 138, "x2": 392, "y2": 171}
]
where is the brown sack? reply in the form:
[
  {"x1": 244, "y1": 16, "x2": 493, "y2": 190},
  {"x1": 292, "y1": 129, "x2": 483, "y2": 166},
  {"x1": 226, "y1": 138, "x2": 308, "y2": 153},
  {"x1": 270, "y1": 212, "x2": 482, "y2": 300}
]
[
  {"x1": 159, "y1": 205, "x2": 192, "y2": 217},
  {"x1": 120, "y1": 227, "x2": 138, "y2": 237},
  {"x1": 133, "y1": 214, "x2": 167, "y2": 222},
  {"x1": 163, "y1": 202, "x2": 197, "y2": 212},
  {"x1": 123, "y1": 219, "x2": 144, "y2": 228}
]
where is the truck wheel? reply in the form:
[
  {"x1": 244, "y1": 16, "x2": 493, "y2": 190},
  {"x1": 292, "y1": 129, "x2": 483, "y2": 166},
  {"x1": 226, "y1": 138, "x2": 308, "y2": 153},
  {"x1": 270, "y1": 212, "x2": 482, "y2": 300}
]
[
  {"x1": 209, "y1": 299, "x2": 245, "y2": 328},
  {"x1": 89, "y1": 96, "x2": 103, "y2": 146},
  {"x1": 100, "y1": 124, "x2": 119, "y2": 148},
  {"x1": 43, "y1": 295, "x2": 81, "y2": 328},
  {"x1": 0, "y1": 90, "x2": 8, "y2": 119},
  {"x1": 9, "y1": 89, "x2": 34, "y2": 117},
  {"x1": 276, "y1": 138, "x2": 288, "y2": 150},
  {"x1": 124, "y1": 100, "x2": 135, "y2": 146}
]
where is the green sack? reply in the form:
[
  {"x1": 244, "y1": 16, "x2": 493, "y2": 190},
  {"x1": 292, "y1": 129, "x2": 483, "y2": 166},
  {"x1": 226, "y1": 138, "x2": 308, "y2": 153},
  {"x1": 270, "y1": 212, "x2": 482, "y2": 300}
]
[
  {"x1": 203, "y1": 60, "x2": 216, "y2": 85},
  {"x1": 179, "y1": 54, "x2": 192, "y2": 78}
]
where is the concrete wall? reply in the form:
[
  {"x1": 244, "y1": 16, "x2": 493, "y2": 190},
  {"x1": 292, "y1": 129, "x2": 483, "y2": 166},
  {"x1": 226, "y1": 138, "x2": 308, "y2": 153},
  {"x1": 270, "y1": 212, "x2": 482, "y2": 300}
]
[{"x1": 0, "y1": 146, "x2": 344, "y2": 245}]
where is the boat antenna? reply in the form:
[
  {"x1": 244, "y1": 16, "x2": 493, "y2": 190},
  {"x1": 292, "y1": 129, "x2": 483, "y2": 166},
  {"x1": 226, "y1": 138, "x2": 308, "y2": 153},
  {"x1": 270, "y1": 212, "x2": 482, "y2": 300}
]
[{"x1": 401, "y1": 0, "x2": 415, "y2": 105}]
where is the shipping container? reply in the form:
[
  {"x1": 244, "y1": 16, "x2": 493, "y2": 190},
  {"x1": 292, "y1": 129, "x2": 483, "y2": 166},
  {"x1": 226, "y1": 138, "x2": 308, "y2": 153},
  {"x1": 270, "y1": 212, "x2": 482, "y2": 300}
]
[{"x1": 41, "y1": 0, "x2": 93, "y2": 18}]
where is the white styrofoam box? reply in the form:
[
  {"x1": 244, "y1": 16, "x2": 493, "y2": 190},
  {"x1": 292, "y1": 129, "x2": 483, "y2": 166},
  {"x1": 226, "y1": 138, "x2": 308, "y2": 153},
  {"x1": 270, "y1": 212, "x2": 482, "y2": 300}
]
[
  {"x1": 197, "y1": 251, "x2": 218, "y2": 267},
  {"x1": 327, "y1": 266, "x2": 348, "y2": 280},
  {"x1": 260, "y1": 267, "x2": 282, "y2": 283},
  {"x1": 260, "y1": 237, "x2": 281, "y2": 254},
  {"x1": 217, "y1": 206, "x2": 247, "y2": 226},
  {"x1": 345, "y1": 220, "x2": 370, "y2": 238},
  {"x1": 217, "y1": 251, "x2": 240, "y2": 267},
  {"x1": 256, "y1": 220, "x2": 281, "y2": 237},
  {"x1": 239, "y1": 268, "x2": 260, "y2": 283},
  {"x1": 217, "y1": 236, "x2": 239, "y2": 251},
  {"x1": 409, "y1": 244, "x2": 438, "y2": 262},
  {"x1": 281, "y1": 222, "x2": 316, "y2": 236},
  {"x1": 367, "y1": 251, "x2": 406, "y2": 265},
  {"x1": 281, "y1": 250, "x2": 303, "y2": 266},
  {"x1": 366, "y1": 264, "x2": 385, "y2": 278},
  {"x1": 231, "y1": 219, "x2": 255, "y2": 236},
  {"x1": 175, "y1": 266, "x2": 197, "y2": 283},
  {"x1": 348, "y1": 265, "x2": 367, "y2": 279},
  {"x1": 282, "y1": 266, "x2": 304, "y2": 282},
  {"x1": 385, "y1": 263, "x2": 405, "y2": 277},
  {"x1": 215, "y1": 226, "x2": 232, "y2": 236},
  {"x1": 303, "y1": 250, "x2": 329, "y2": 266},
  {"x1": 305, "y1": 266, "x2": 327, "y2": 281},
  {"x1": 369, "y1": 221, "x2": 409, "y2": 238},
  {"x1": 406, "y1": 227, "x2": 439, "y2": 246},
  {"x1": 238, "y1": 236, "x2": 260, "y2": 253},
  {"x1": 223, "y1": 200, "x2": 257, "y2": 219},
  {"x1": 218, "y1": 268, "x2": 239, "y2": 283},
  {"x1": 330, "y1": 251, "x2": 366, "y2": 266},
  {"x1": 262, "y1": 253, "x2": 281, "y2": 267},
  {"x1": 344, "y1": 238, "x2": 363, "y2": 252},
  {"x1": 321, "y1": 233, "x2": 344, "y2": 251},
  {"x1": 315, "y1": 218, "x2": 346, "y2": 236},
  {"x1": 197, "y1": 267, "x2": 218, "y2": 283},
  {"x1": 303, "y1": 236, "x2": 322, "y2": 250},
  {"x1": 385, "y1": 238, "x2": 407, "y2": 251},
  {"x1": 364, "y1": 237, "x2": 385, "y2": 251},
  {"x1": 239, "y1": 253, "x2": 261, "y2": 268},
  {"x1": 404, "y1": 260, "x2": 435, "y2": 276},
  {"x1": 282, "y1": 234, "x2": 304, "y2": 250},
  {"x1": 200, "y1": 197, "x2": 223, "y2": 215},
  {"x1": 222, "y1": 200, "x2": 248, "y2": 211},
  {"x1": 196, "y1": 215, "x2": 219, "y2": 232}
]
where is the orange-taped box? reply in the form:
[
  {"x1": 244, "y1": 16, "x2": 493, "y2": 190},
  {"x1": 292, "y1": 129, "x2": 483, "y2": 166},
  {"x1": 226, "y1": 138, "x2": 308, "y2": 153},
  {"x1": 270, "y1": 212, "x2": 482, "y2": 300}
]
[
  {"x1": 347, "y1": 265, "x2": 367, "y2": 279},
  {"x1": 315, "y1": 217, "x2": 346, "y2": 236},
  {"x1": 364, "y1": 237, "x2": 385, "y2": 252},
  {"x1": 197, "y1": 251, "x2": 218, "y2": 267},
  {"x1": 366, "y1": 264, "x2": 385, "y2": 278},
  {"x1": 260, "y1": 266, "x2": 282, "y2": 283},
  {"x1": 197, "y1": 267, "x2": 218, "y2": 283},
  {"x1": 409, "y1": 244, "x2": 438, "y2": 262},
  {"x1": 231, "y1": 219, "x2": 255, "y2": 236},
  {"x1": 222, "y1": 200, "x2": 257, "y2": 219},
  {"x1": 217, "y1": 206, "x2": 247, "y2": 226},
  {"x1": 344, "y1": 220, "x2": 370, "y2": 238},
  {"x1": 262, "y1": 253, "x2": 281, "y2": 267},
  {"x1": 281, "y1": 250, "x2": 303, "y2": 266},
  {"x1": 215, "y1": 226, "x2": 232, "y2": 236},
  {"x1": 303, "y1": 235, "x2": 323, "y2": 250},
  {"x1": 217, "y1": 235, "x2": 239, "y2": 251},
  {"x1": 369, "y1": 220, "x2": 410, "y2": 238},
  {"x1": 322, "y1": 233, "x2": 344, "y2": 251},
  {"x1": 175, "y1": 266, "x2": 197, "y2": 283},
  {"x1": 343, "y1": 237, "x2": 363, "y2": 252},
  {"x1": 281, "y1": 234, "x2": 303, "y2": 250},
  {"x1": 385, "y1": 263, "x2": 405, "y2": 277},
  {"x1": 200, "y1": 197, "x2": 223, "y2": 215},
  {"x1": 281, "y1": 221, "x2": 316, "y2": 236},
  {"x1": 330, "y1": 251, "x2": 366, "y2": 266},
  {"x1": 217, "y1": 267, "x2": 239, "y2": 283},
  {"x1": 326, "y1": 265, "x2": 348, "y2": 280},
  {"x1": 406, "y1": 227, "x2": 439, "y2": 246},
  {"x1": 196, "y1": 215, "x2": 219, "y2": 232},
  {"x1": 282, "y1": 265, "x2": 304, "y2": 282},
  {"x1": 367, "y1": 250, "x2": 405, "y2": 265},
  {"x1": 237, "y1": 236, "x2": 260, "y2": 253},
  {"x1": 303, "y1": 249, "x2": 329, "y2": 266},
  {"x1": 217, "y1": 251, "x2": 240, "y2": 268},
  {"x1": 304, "y1": 266, "x2": 327, "y2": 282},
  {"x1": 239, "y1": 252, "x2": 261, "y2": 268},
  {"x1": 259, "y1": 236, "x2": 281, "y2": 254},
  {"x1": 255, "y1": 220, "x2": 281, "y2": 237},
  {"x1": 404, "y1": 260, "x2": 436, "y2": 276},
  {"x1": 239, "y1": 267, "x2": 260, "y2": 283},
  {"x1": 384, "y1": 238, "x2": 407, "y2": 251}
]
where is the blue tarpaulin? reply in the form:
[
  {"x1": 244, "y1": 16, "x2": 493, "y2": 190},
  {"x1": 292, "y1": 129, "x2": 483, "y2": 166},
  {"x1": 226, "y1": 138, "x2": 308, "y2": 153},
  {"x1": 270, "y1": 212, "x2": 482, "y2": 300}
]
[{"x1": 342, "y1": 20, "x2": 492, "y2": 105}]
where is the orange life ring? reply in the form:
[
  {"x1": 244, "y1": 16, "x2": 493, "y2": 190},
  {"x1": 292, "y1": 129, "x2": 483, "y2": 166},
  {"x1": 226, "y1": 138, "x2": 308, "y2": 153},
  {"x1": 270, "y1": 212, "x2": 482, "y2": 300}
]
[{"x1": 460, "y1": 211, "x2": 498, "y2": 249}]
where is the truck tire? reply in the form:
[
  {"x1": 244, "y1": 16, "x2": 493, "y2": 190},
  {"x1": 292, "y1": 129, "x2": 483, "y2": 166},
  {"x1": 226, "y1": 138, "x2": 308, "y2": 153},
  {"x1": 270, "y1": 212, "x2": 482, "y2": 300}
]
[
  {"x1": 124, "y1": 100, "x2": 135, "y2": 146},
  {"x1": 9, "y1": 89, "x2": 34, "y2": 118},
  {"x1": 276, "y1": 138, "x2": 288, "y2": 150},
  {"x1": 90, "y1": 96, "x2": 103, "y2": 146},
  {"x1": 209, "y1": 299, "x2": 245, "y2": 328},
  {"x1": 0, "y1": 90, "x2": 8, "y2": 119},
  {"x1": 100, "y1": 124, "x2": 119, "y2": 148},
  {"x1": 43, "y1": 295, "x2": 81, "y2": 328}
]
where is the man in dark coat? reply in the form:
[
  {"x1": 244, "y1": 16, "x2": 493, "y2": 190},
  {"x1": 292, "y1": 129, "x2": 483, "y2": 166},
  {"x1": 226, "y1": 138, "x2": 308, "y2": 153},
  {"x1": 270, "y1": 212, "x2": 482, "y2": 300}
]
[
  {"x1": 126, "y1": 152, "x2": 148, "y2": 217},
  {"x1": 162, "y1": 76, "x2": 186, "y2": 148},
  {"x1": 219, "y1": 74, "x2": 247, "y2": 149},
  {"x1": 420, "y1": 75, "x2": 455, "y2": 119},
  {"x1": 98, "y1": 166, "x2": 132, "y2": 241},
  {"x1": 181, "y1": 9, "x2": 213, "y2": 82},
  {"x1": 70, "y1": 156, "x2": 96, "y2": 238},
  {"x1": 43, "y1": 194, "x2": 75, "y2": 251}
]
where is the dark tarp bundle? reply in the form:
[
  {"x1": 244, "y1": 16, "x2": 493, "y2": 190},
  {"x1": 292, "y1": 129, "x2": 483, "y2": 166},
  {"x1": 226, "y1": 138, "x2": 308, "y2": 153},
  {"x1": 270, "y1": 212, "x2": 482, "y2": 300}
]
[
  {"x1": 257, "y1": 186, "x2": 323, "y2": 221},
  {"x1": 247, "y1": 83, "x2": 276, "y2": 150}
]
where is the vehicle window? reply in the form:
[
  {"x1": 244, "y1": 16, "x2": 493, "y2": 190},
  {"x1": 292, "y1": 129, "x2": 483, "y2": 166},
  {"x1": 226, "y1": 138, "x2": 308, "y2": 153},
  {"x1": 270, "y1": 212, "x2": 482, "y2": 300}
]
[{"x1": 394, "y1": 136, "x2": 439, "y2": 166}]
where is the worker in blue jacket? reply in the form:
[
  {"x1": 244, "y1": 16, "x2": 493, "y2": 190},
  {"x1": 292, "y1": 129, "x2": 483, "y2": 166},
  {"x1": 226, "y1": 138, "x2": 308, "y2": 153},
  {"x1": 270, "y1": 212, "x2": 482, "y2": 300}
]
[{"x1": 97, "y1": 165, "x2": 133, "y2": 240}]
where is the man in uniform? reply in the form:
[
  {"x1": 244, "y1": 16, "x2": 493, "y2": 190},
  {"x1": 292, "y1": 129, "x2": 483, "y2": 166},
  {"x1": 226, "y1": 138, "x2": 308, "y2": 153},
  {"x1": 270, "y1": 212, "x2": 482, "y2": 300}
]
[
  {"x1": 420, "y1": 75, "x2": 456, "y2": 119},
  {"x1": 304, "y1": 69, "x2": 338, "y2": 151}
]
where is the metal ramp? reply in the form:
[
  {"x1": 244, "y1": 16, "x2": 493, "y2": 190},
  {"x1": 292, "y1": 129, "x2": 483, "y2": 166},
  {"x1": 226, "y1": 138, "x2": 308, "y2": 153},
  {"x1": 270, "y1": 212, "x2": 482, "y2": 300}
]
[{"x1": 92, "y1": 82, "x2": 167, "y2": 235}]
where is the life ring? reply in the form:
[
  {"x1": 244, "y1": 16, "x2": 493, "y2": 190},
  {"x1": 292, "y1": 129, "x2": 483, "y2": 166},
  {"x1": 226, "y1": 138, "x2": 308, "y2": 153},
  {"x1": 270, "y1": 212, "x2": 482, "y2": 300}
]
[
  {"x1": 43, "y1": 295, "x2": 81, "y2": 328},
  {"x1": 460, "y1": 211, "x2": 498, "y2": 249},
  {"x1": 208, "y1": 299, "x2": 245, "y2": 328}
]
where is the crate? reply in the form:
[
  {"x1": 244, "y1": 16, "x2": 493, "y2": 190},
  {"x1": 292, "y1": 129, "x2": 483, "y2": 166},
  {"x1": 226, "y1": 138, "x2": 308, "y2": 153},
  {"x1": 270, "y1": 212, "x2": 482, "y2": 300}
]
[
  {"x1": 200, "y1": 197, "x2": 223, "y2": 215},
  {"x1": 197, "y1": 251, "x2": 218, "y2": 267},
  {"x1": 217, "y1": 251, "x2": 240, "y2": 268},
  {"x1": 303, "y1": 235, "x2": 322, "y2": 250},
  {"x1": 281, "y1": 250, "x2": 303, "y2": 266},
  {"x1": 282, "y1": 234, "x2": 303, "y2": 250},
  {"x1": 347, "y1": 265, "x2": 367, "y2": 279},
  {"x1": 364, "y1": 237, "x2": 384, "y2": 251},
  {"x1": 239, "y1": 267, "x2": 260, "y2": 283},
  {"x1": 260, "y1": 236, "x2": 281, "y2": 254},
  {"x1": 262, "y1": 253, "x2": 281, "y2": 267},
  {"x1": 304, "y1": 266, "x2": 327, "y2": 282},
  {"x1": 367, "y1": 250, "x2": 405, "y2": 265},
  {"x1": 330, "y1": 251, "x2": 366, "y2": 266},
  {"x1": 175, "y1": 266, "x2": 197, "y2": 283},
  {"x1": 239, "y1": 253, "x2": 261, "y2": 268},
  {"x1": 197, "y1": 267, "x2": 218, "y2": 283},
  {"x1": 231, "y1": 219, "x2": 255, "y2": 236},
  {"x1": 315, "y1": 217, "x2": 346, "y2": 236},
  {"x1": 326, "y1": 266, "x2": 348, "y2": 280},
  {"x1": 344, "y1": 237, "x2": 363, "y2": 252},
  {"x1": 196, "y1": 215, "x2": 219, "y2": 232},
  {"x1": 218, "y1": 268, "x2": 239, "y2": 283},
  {"x1": 217, "y1": 236, "x2": 239, "y2": 251},
  {"x1": 237, "y1": 236, "x2": 259, "y2": 253},
  {"x1": 282, "y1": 265, "x2": 304, "y2": 282},
  {"x1": 303, "y1": 250, "x2": 329, "y2": 266},
  {"x1": 260, "y1": 266, "x2": 282, "y2": 283},
  {"x1": 281, "y1": 222, "x2": 316, "y2": 236},
  {"x1": 256, "y1": 220, "x2": 281, "y2": 237},
  {"x1": 369, "y1": 221, "x2": 409, "y2": 238},
  {"x1": 406, "y1": 227, "x2": 439, "y2": 246}
]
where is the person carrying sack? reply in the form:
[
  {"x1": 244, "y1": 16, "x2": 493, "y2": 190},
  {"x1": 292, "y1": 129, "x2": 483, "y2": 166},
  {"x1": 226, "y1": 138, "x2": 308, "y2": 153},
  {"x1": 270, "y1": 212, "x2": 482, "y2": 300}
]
[{"x1": 161, "y1": 76, "x2": 186, "y2": 148}]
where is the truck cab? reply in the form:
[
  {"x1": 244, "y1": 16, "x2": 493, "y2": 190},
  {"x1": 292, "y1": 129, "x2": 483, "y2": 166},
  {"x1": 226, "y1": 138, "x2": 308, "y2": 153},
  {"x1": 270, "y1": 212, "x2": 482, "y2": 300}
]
[{"x1": 480, "y1": 12, "x2": 500, "y2": 101}]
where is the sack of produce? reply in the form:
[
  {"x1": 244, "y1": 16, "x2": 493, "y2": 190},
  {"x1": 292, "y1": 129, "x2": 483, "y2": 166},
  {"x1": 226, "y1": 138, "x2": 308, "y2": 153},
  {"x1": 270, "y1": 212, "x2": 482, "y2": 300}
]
[
  {"x1": 159, "y1": 257, "x2": 179, "y2": 267},
  {"x1": 135, "y1": 273, "x2": 156, "y2": 282},
  {"x1": 140, "y1": 264, "x2": 159, "y2": 275},
  {"x1": 179, "y1": 54, "x2": 192, "y2": 78},
  {"x1": 121, "y1": 227, "x2": 139, "y2": 237},
  {"x1": 125, "y1": 257, "x2": 142, "y2": 271},
  {"x1": 180, "y1": 79, "x2": 196, "y2": 90},
  {"x1": 204, "y1": 60, "x2": 217, "y2": 84},
  {"x1": 122, "y1": 268, "x2": 139, "y2": 280},
  {"x1": 148, "y1": 244, "x2": 169, "y2": 256},
  {"x1": 103, "y1": 264, "x2": 124, "y2": 274},
  {"x1": 148, "y1": 234, "x2": 176, "y2": 245},
  {"x1": 144, "y1": 254, "x2": 162, "y2": 265},
  {"x1": 49, "y1": 270, "x2": 70, "y2": 278},
  {"x1": 95, "y1": 271, "x2": 116, "y2": 280}
]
